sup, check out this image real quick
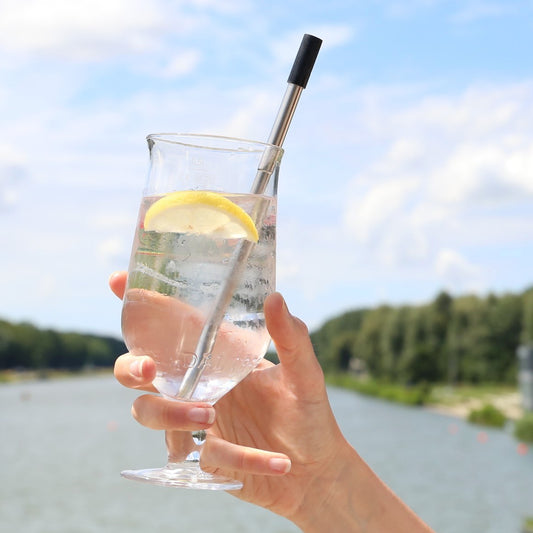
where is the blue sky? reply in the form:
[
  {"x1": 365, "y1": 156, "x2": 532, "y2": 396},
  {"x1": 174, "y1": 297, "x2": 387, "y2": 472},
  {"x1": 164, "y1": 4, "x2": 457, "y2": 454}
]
[{"x1": 1, "y1": 0, "x2": 533, "y2": 337}]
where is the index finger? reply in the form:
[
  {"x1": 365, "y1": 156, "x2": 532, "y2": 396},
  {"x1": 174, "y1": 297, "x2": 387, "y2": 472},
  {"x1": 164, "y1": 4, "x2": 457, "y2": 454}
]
[{"x1": 114, "y1": 353, "x2": 158, "y2": 393}]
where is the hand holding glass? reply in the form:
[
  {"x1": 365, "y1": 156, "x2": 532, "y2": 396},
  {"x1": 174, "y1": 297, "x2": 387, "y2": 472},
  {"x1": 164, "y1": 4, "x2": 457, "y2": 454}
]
[{"x1": 120, "y1": 134, "x2": 283, "y2": 489}]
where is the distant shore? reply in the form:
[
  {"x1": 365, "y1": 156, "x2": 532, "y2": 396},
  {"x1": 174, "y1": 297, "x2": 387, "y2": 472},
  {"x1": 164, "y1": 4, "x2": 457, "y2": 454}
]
[
  {"x1": 1, "y1": 368, "x2": 525, "y2": 422},
  {"x1": 0, "y1": 367, "x2": 113, "y2": 384},
  {"x1": 326, "y1": 374, "x2": 524, "y2": 421},
  {"x1": 426, "y1": 387, "x2": 523, "y2": 421}
]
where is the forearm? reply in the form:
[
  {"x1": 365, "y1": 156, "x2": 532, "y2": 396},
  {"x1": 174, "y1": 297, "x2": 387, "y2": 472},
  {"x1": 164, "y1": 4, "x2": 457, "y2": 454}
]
[{"x1": 290, "y1": 441, "x2": 435, "y2": 533}]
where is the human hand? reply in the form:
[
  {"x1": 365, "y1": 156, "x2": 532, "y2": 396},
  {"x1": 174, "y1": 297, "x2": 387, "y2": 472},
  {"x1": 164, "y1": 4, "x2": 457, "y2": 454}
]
[{"x1": 110, "y1": 271, "x2": 350, "y2": 524}]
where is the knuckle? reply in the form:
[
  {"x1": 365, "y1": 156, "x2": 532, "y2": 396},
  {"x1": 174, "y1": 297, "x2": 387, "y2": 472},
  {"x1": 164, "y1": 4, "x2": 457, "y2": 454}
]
[
  {"x1": 294, "y1": 316, "x2": 309, "y2": 336},
  {"x1": 160, "y1": 402, "x2": 177, "y2": 428},
  {"x1": 131, "y1": 394, "x2": 157, "y2": 427}
]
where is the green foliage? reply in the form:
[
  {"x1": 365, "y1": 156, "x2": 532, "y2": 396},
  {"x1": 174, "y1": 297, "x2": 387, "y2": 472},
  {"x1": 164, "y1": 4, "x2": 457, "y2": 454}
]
[
  {"x1": 330, "y1": 332, "x2": 357, "y2": 372},
  {"x1": 311, "y1": 287, "x2": 531, "y2": 386},
  {"x1": 514, "y1": 412, "x2": 533, "y2": 443},
  {"x1": 3, "y1": 285, "x2": 532, "y2": 382},
  {"x1": 399, "y1": 306, "x2": 442, "y2": 384},
  {"x1": 0, "y1": 318, "x2": 126, "y2": 371},
  {"x1": 379, "y1": 307, "x2": 408, "y2": 381},
  {"x1": 467, "y1": 404, "x2": 507, "y2": 428},
  {"x1": 355, "y1": 306, "x2": 392, "y2": 377},
  {"x1": 522, "y1": 288, "x2": 533, "y2": 344},
  {"x1": 310, "y1": 308, "x2": 368, "y2": 372},
  {"x1": 523, "y1": 517, "x2": 533, "y2": 533},
  {"x1": 326, "y1": 374, "x2": 432, "y2": 406},
  {"x1": 265, "y1": 349, "x2": 279, "y2": 364}
]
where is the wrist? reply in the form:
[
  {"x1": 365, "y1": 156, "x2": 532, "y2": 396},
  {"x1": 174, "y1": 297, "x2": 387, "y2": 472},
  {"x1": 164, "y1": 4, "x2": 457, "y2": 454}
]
[
  {"x1": 289, "y1": 439, "x2": 434, "y2": 533},
  {"x1": 288, "y1": 437, "x2": 362, "y2": 532}
]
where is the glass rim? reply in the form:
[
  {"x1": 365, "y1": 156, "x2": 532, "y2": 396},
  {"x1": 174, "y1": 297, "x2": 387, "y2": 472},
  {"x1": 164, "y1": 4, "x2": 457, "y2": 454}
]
[{"x1": 146, "y1": 133, "x2": 284, "y2": 155}]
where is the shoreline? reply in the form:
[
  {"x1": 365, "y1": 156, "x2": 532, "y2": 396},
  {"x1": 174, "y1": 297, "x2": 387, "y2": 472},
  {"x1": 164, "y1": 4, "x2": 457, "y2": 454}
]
[
  {"x1": 0, "y1": 367, "x2": 113, "y2": 384},
  {"x1": 325, "y1": 374, "x2": 525, "y2": 422},
  {"x1": 2, "y1": 369, "x2": 526, "y2": 422},
  {"x1": 426, "y1": 388, "x2": 524, "y2": 421}
]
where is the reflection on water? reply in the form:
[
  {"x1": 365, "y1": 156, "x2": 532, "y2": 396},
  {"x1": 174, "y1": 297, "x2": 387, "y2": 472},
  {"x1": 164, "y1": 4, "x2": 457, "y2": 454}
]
[{"x1": 1, "y1": 376, "x2": 532, "y2": 533}]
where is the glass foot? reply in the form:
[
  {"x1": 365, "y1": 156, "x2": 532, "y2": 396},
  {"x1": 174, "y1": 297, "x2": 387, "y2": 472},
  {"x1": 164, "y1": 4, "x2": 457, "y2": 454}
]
[{"x1": 121, "y1": 461, "x2": 243, "y2": 491}]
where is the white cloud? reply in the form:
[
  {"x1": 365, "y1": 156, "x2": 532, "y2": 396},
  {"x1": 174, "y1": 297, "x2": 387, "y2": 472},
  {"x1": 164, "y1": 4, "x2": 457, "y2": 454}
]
[
  {"x1": 222, "y1": 90, "x2": 278, "y2": 139},
  {"x1": 379, "y1": 0, "x2": 513, "y2": 21},
  {"x1": 0, "y1": 145, "x2": 28, "y2": 210},
  {"x1": 161, "y1": 49, "x2": 202, "y2": 78},
  {"x1": 343, "y1": 81, "x2": 533, "y2": 233},
  {"x1": 380, "y1": 0, "x2": 441, "y2": 18},
  {"x1": 0, "y1": 0, "x2": 268, "y2": 65},
  {"x1": 98, "y1": 237, "x2": 126, "y2": 265},
  {"x1": 344, "y1": 177, "x2": 419, "y2": 245},
  {"x1": 0, "y1": 0, "x2": 165, "y2": 60},
  {"x1": 429, "y1": 142, "x2": 533, "y2": 205},
  {"x1": 188, "y1": 0, "x2": 252, "y2": 13},
  {"x1": 0, "y1": 0, "x2": 531, "y2": 334},
  {"x1": 435, "y1": 249, "x2": 484, "y2": 292},
  {"x1": 270, "y1": 25, "x2": 355, "y2": 70},
  {"x1": 310, "y1": 24, "x2": 356, "y2": 48},
  {"x1": 36, "y1": 274, "x2": 59, "y2": 300},
  {"x1": 452, "y1": 1, "x2": 513, "y2": 23},
  {"x1": 297, "y1": 79, "x2": 533, "y2": 296},
  {"x1": 0, "y1": 144, "x2": 25, "y2": 165}
]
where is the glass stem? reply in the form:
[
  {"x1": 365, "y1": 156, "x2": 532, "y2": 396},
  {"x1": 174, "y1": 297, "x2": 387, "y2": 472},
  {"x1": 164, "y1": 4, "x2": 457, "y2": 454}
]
[
  {"x1": 165, "y1": 430, "x2": 206, "y2": 465},
  {"x1": 187, "y1": 430, "x2": 207, "y2": 463}
]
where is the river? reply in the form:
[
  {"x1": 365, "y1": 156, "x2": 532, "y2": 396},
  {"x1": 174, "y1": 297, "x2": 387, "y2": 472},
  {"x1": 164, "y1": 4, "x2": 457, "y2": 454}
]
[{"x1": 1, "y1": 375, "x2": 531, "y2": 532}]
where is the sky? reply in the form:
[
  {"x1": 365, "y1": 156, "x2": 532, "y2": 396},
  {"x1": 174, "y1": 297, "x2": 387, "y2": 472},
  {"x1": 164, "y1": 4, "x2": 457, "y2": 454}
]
[{"x1": 1, "y1": 0, "x2": 533, "y2": 338}]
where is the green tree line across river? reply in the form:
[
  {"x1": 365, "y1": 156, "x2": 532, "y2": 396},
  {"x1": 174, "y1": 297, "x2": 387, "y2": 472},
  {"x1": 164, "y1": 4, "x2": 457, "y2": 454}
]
[
  {"x1": 310, "y1": 286, "x2": 533, "y2": 386},
  {"x1": 1, "y1": 286, "x2": 532, "y2": 387},
  {"x1": 0, "y1": 319, "x2": 126, "y2": 372}
]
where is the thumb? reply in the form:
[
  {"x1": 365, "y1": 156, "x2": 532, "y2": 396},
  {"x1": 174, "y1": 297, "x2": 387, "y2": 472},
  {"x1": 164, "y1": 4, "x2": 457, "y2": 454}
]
[
  {"x1": 264, "y1": 292, "x2": 324, "y2": 390},
  {"x1": 109, "y1": 271, "x2": 127, "y2": 300}
]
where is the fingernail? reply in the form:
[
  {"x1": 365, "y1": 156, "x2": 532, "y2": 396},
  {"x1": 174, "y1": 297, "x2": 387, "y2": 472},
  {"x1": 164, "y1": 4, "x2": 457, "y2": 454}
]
[
  {"x1": 269, "y1": 457, "x2": 291, "y2": 474},
  {"x1": 129, "y1": 358, "x2": 143, "y2": 378},
  {"x1": 280, "y1": 294, "x2": 290, "y2": 315},
  {"x1": 188, "y1": 407, "x2": 216, "y2": 425}
]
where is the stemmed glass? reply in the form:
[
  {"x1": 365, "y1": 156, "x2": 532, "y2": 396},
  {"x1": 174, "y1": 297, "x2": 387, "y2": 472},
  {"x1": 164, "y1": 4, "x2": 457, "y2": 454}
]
[{"x1": 120, "y1": 133, "x2": 283, "y2": 490}]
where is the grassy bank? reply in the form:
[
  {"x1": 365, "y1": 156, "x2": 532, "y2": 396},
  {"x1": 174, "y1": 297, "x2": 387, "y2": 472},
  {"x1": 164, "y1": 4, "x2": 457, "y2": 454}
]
[
  {"x1": 325, "y1": 374, "x2": 432, "y2": 406},
  {"x1": 326, "y1": 374, "x2": 533, "y2": 440},
  {"x1": 0, "y1": 367, "x2": 113, "y2": 384},
  {"x1": 523, "y1": 517, "x2": 533, "y2": 533},
  {"x1": 428, "y1": 383, "x2": 522, "y2": 420},
  {"x1": 325, "y1": 373, "x2": 522, "y2": 420}
]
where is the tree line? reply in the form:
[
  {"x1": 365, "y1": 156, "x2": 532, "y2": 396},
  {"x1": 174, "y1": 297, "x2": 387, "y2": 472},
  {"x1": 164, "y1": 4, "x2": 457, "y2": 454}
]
[
  {"x1": 2, "y1": 286, "x2": 533, "y2": 384},
  {"x1": 0, "y1": 319, "x2": 126, "y2": 371},
  {"x1": 310, "y1": 287, "x2": 533, "y2": 385}
]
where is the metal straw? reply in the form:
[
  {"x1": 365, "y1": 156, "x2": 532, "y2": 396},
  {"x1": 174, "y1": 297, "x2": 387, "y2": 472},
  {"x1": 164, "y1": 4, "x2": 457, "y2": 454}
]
[{"x1": 178, "y1": 34, "x2": 322, "y2": 399}]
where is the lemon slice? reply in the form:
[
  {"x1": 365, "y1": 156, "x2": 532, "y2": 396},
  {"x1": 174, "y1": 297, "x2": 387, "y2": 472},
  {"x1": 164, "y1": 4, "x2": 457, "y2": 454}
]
[{"x1": 143, "y1": 191, "x2": 259, "y2": 243}]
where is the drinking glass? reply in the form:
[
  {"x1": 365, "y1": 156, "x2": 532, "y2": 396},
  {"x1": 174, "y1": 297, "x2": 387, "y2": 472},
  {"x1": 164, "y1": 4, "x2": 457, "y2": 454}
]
[{"x1": 120, "y1": 133, "x2": 283, "y2": 489}]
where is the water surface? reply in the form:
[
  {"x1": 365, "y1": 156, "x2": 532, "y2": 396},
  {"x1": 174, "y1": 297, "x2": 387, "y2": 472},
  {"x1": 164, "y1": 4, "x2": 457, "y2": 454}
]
[{"x1": 1, "y1": 376, "x2": 531, "y2": 532}]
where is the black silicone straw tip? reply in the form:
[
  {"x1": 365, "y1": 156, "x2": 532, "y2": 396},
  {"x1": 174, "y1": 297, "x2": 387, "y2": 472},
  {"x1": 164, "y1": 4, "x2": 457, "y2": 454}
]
[{"x1": 287, "y1": 34, "x2": 322, "y2": 89}]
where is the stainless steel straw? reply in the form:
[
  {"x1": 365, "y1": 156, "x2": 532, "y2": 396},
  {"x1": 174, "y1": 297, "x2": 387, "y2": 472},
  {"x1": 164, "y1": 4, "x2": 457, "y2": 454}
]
[{"x1": 178, "y1": 34, "x2": 322, "y2": 399}]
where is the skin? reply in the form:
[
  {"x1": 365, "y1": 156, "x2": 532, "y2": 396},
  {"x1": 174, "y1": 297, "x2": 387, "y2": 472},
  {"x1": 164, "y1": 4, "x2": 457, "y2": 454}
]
[{"x1": 110, "y1": 271, "x2": 435, "y2": 533}]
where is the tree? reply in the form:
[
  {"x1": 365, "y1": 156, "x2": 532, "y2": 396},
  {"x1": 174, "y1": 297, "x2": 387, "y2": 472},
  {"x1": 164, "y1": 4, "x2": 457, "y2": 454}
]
[
  {"x1": 521, "y1": 288, "x2": 533, "y2": 344},
  {"x1": 330, "y1": 332, "x2": 357, "y2": 372},
  {"x1": 454, "y1": 295, "x2": 495, "y2": 383},
  {"x1": 486, "y1": 293, "x2": 522, "y2": 382},
  {"x1": 310, "y1": 308, "x2": 368, "y2": 371},
  {"x1": 427, "y1": 291, "x2": 453, "y2": 378},
  {"x1": 398, "y1": 306, "x2": 441, "y2": 383},
  {"x1": 355, "y1": 306, "x2": 391, "y2": 378},
  {"x1": 379, "y1": 307, "x2": 408, "y2": 381}
]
